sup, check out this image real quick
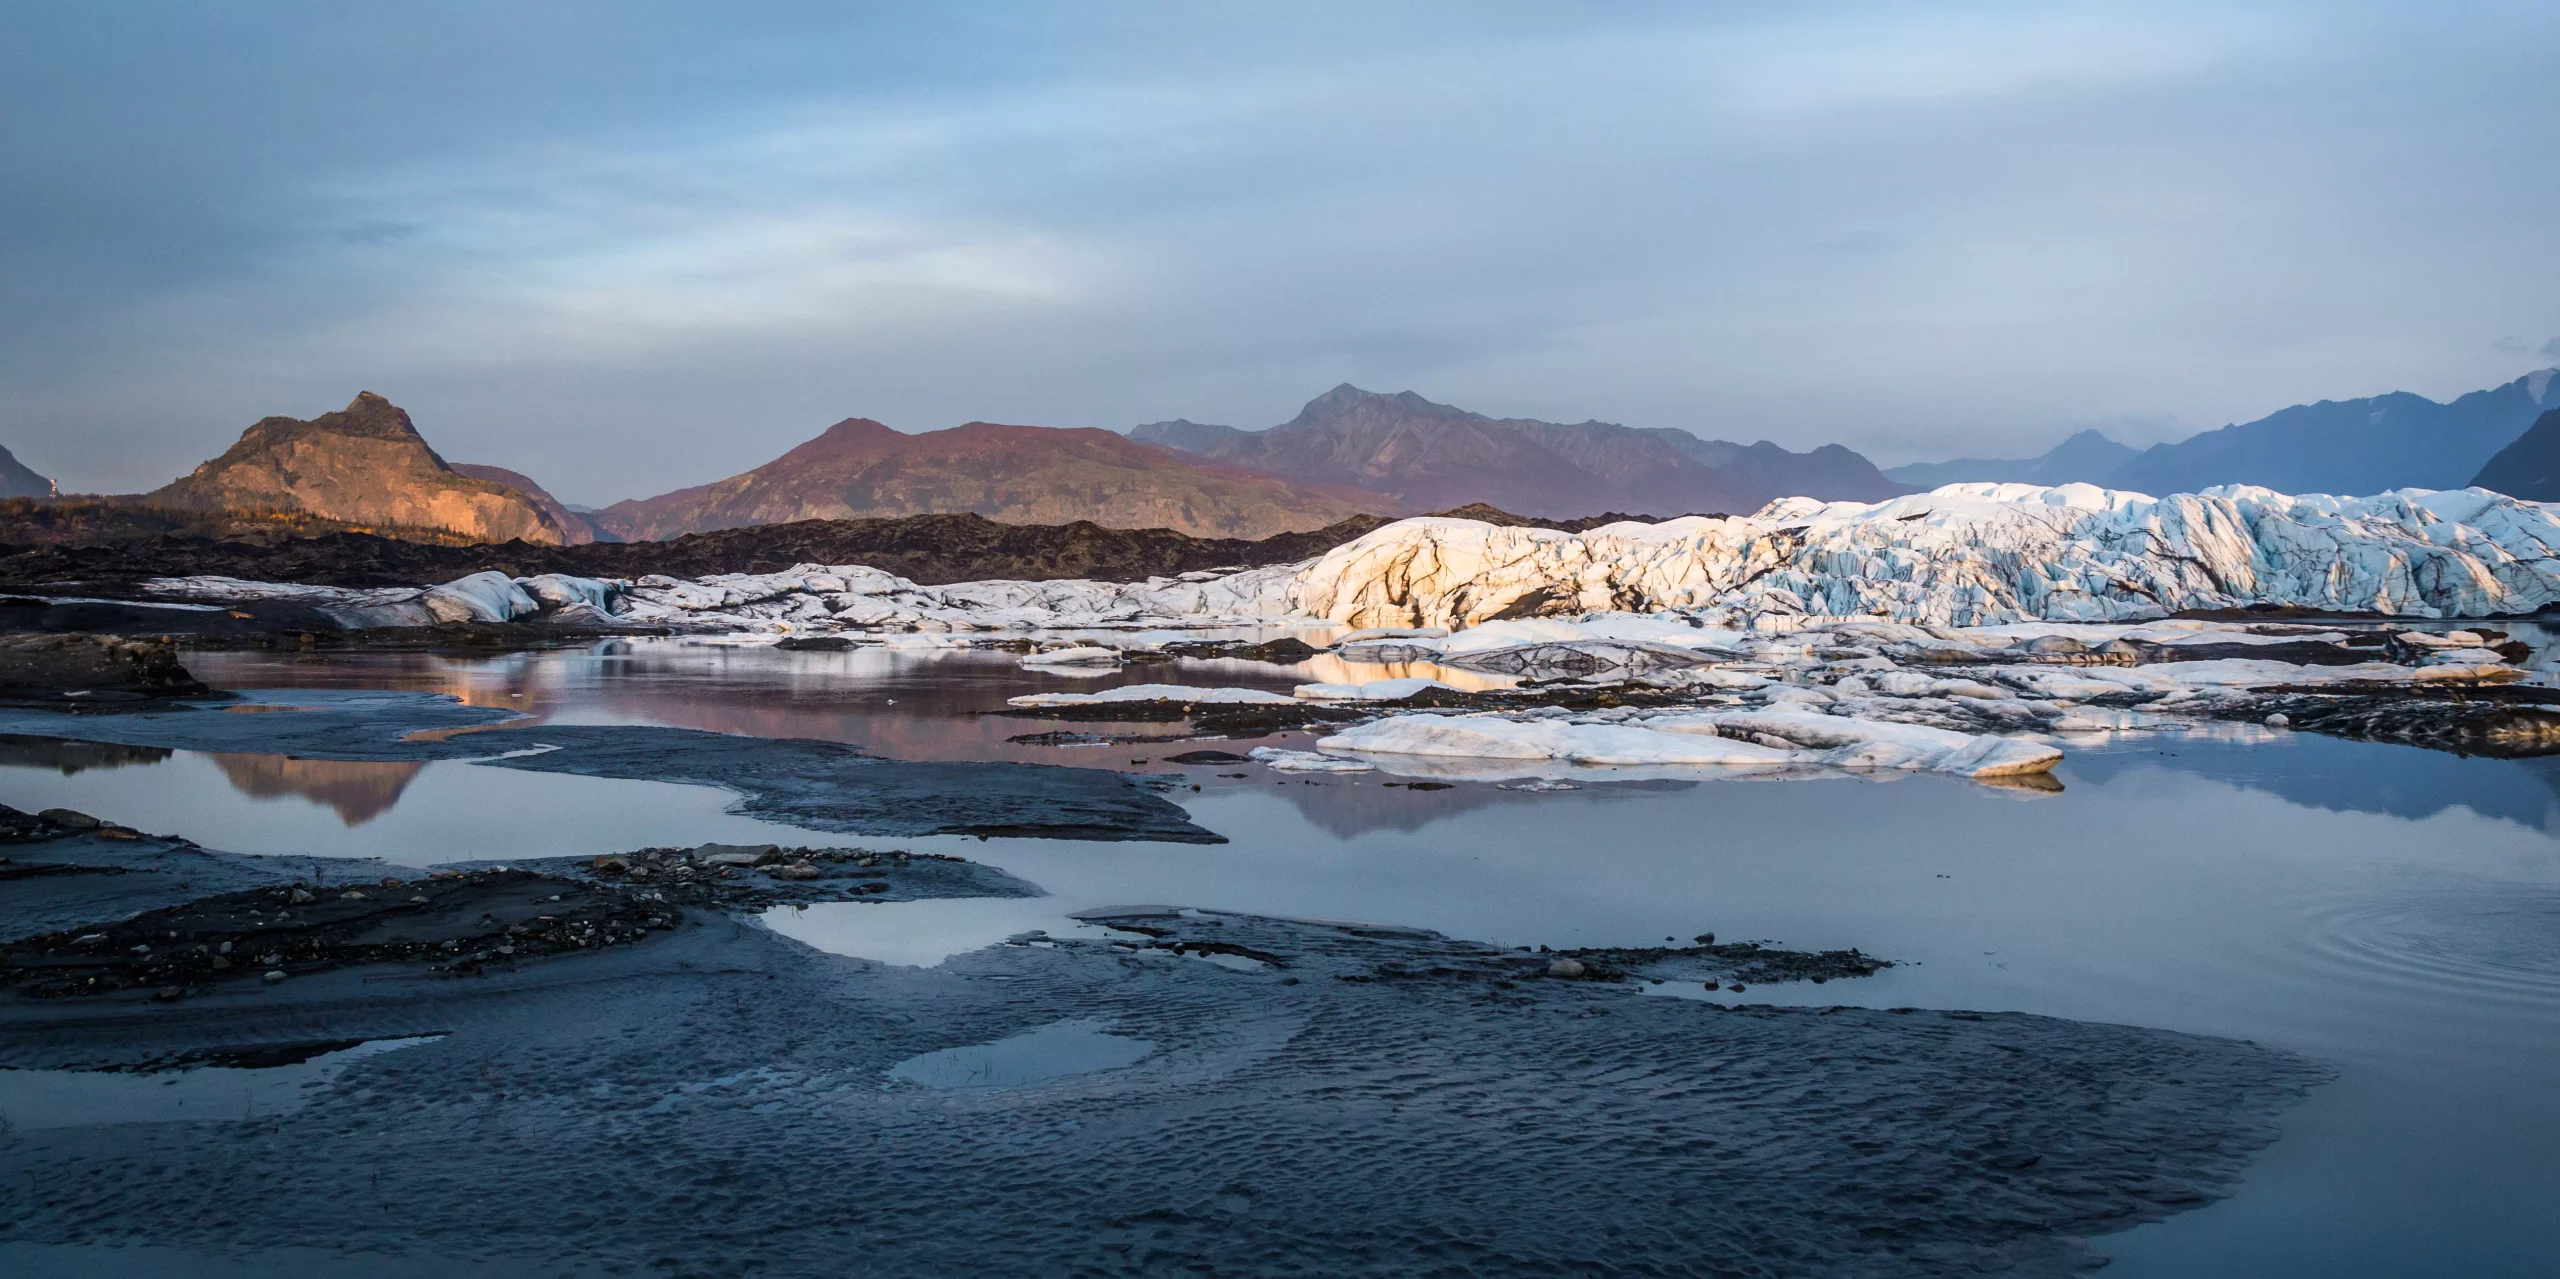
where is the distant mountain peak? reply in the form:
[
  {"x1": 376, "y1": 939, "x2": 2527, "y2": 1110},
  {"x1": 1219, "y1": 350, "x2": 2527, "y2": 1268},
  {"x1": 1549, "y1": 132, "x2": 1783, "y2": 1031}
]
[
  {"x1": 2471, "y1": 407, "x2": 2560, "y2": 500},
  {"x1": 2107, "y1": 372, "x2": 2559, "y2": 497},
  {"x1": 592, "y1": 413, "x2": 1385, "y2": 542},
  {"x1": 1288, "y1": 384, "x2": 1485, "y2": 429},
  {"x1": 1154, "y1": 384, "x2": 1902, "y2": 518},
  {"x1": 0, "y1": 443, "x2": 52, "y2": 499},
  {"x1": 1882, "y1": 430, "x2": 2136, "y2": 490},
  {"x1": 1891, "y1": 370, "x2": 2560, "y2": 498},
  {"x1": 149, "y1": 394, "x2": 574, "y2": 545}
]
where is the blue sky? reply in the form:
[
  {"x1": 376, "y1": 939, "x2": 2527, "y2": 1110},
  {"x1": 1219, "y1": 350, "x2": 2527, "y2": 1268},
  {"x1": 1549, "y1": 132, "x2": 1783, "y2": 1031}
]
[{"x1": 4, "y1": 1, "x2": 2556, "y2": 502}]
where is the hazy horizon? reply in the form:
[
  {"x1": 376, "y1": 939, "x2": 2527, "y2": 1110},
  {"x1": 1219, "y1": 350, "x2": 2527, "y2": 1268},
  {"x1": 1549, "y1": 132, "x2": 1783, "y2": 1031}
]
[{"x1": 5, "y1": 2, "x2": 2555, "y2": 505}]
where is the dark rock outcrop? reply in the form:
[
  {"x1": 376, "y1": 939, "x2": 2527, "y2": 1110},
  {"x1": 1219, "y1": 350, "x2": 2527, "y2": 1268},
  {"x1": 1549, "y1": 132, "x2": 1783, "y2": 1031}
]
[{"x1": 0, "y1": 634, "x2": 209, "y2": 701}]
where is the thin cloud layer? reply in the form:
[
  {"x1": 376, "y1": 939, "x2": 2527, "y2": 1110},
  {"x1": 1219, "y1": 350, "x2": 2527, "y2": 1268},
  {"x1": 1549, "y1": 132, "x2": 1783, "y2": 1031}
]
[{"x1": 3, "y1": 1, "x2": 2555, "y2": 502}]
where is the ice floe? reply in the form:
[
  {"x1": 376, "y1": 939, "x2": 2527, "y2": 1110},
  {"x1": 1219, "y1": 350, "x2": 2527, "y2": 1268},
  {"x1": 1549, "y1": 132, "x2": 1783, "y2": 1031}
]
[
  {"x1": 613, "y1": 563, "x2": 1303, "y2": 633},
  {"x1": 1291, "y1": 677, "x2": 1458, "y2": 702},
  {"x1": 1005, "y1": 685, "x2": 1299, "y2": 709},
  {"x1": 1248, "y1": 747, "x2": 1375, "y2": 773},
  {"x1": 1314, "y1": 708, "x2": 2060, "y2": 778},
  {"x1": 1019, "y1": 646, "x2": 1122, "y2": 669}
]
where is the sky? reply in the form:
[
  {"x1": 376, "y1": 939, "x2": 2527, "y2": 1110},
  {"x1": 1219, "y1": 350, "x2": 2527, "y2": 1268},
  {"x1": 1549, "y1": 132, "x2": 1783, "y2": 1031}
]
[{"x1": 4, "y1": 1, "x2": 2556, "y2": 504}]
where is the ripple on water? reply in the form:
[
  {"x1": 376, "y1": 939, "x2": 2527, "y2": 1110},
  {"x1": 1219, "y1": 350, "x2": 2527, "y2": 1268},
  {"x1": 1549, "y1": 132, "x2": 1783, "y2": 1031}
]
[{"x1": 2289, "y1": 889, "x2": 2560, "y2": 1005}]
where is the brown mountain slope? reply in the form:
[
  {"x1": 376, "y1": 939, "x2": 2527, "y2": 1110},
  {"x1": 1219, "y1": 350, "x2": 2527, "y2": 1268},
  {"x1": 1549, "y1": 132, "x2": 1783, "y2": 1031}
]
[
  {"x1": 593, "y1": 418, "x2": 1387, "y2": 541},
  {"x1": 448, "y1": 463, "x2": 606, "y2": 545},
  {"x1": 149, "y1": 393, "x2": 574, "y2": 545},
  {"x1": 1133, "y1": 385, "x2": 1909, "y2": 517}
]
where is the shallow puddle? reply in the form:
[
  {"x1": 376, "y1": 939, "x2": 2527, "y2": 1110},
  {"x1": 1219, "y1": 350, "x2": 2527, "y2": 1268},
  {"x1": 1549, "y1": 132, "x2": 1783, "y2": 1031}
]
[
  {"x1": 0, "y1": 1037, "x2": 440, "y2": 1131},
  {"x1": 0, "y1": 747, "x2": 828, "y2": 861},
  {"x1": 886, "y1": 1019, "x2": 1154, "y2": 1090},
  {"x1": 760, "y1": 898, "x2": 1149, "y2": 968}
]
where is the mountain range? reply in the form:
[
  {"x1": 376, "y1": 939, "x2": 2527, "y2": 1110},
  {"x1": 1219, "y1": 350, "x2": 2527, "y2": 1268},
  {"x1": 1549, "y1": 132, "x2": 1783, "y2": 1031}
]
[
  {"x1": 1133, "y1": 384, "x2": 1906, "y2": 519},
  {"x1": 17, "y1": 367, "x2": 2560, "y2": 555},
  {"x1": 587, "y1": 416, "x2": 1380, "y2": 541},
  {"x1": 1882, "y1": 430, "x2": 2138, "y2": 489},
  {"x1": 1888, "y1": 369, "x2": 2560, "y2": 497}
]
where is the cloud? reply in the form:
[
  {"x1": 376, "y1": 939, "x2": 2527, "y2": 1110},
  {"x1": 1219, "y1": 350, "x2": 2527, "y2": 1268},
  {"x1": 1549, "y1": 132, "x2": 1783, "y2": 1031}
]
[
  {"x1": 336, "y1": 220, "x2": 423, "y2": 245},
  {"x1": 3, "y1": 2, "x2": 2557, "y2": 500}
]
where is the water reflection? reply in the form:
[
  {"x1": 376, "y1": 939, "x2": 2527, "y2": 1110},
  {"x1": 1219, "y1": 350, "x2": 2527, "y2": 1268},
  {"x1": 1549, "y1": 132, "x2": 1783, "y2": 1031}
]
[
  {"x1": 0, "y1": 1038, "x2": 440, "y2": 1131},
  {"x1": 2067, "y1": 732, "x2": 2560, "y2": 832},
  {"x1": 37, "y1": 642, "x2": 2560, "y2": 840},
  {"x1": 203, "y1": 754, "x2": 424, "y2": 825},
  {"x1": 4, "y1": 644, "x2": 2560, "y2": 1276}
]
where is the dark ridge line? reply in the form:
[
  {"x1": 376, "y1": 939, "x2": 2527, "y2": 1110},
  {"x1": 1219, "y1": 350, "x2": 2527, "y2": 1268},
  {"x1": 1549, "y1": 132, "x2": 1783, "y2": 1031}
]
[{"x1": 0, "y1": 506, "x2": 1726, "y2": 589}]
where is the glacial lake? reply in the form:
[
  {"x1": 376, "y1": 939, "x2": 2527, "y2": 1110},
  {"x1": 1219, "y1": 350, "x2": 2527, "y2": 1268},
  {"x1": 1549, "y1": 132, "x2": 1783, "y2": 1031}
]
[{"x1": 3, "y1": 640, "x2": 2556, "y2": 1277}]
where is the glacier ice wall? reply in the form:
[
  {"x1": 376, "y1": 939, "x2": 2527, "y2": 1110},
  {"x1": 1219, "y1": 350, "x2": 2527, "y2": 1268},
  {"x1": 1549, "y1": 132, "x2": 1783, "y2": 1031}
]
[{"x1": 1288, "y1": 483, "x2": 2560, "y2": 628}]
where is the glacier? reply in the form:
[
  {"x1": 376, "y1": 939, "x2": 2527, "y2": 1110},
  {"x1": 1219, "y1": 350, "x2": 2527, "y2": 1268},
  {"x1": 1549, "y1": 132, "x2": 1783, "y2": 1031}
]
[
  {"x1": 149, "y1": 483, "x2": 2560, "y2": 636},
  {"x1": 132, "y1": 483, "x2": 2560, "y2": 781},
  {"x1": 1289, "y1": 484, "x2": 2560, "y2": 630}
]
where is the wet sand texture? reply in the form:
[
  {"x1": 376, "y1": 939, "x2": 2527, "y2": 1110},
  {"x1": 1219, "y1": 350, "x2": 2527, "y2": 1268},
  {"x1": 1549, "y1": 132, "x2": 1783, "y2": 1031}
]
[
  {"x1": 0, "y1": 910, "x2": 2323, "y2": 1277},
  {"x1": 0, "y1": 690, "x2": 1220, "y2": 843}
]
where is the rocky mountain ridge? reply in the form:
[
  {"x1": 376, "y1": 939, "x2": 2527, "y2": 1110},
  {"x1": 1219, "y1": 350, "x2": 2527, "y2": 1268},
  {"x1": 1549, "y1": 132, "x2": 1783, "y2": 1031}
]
[
  {"x1": 592, "y1": 416, "x2": 1382, "y2": 542},
  {"x1": 147, "y1": 393, "x2": 577, "y2": 545},
  {"x1": 1893, "y1": 369, "x2": 2560, "y2": 497},
  {"x1": 447, "y1": 463, "x2": 608, "y2": 544},
  {"x1": 2470, "y1": 407, "x2": 2560, "y2": 501},
  {"x1": 1133, "y1": 385, "x2": 1908, "y2": 518},
  {"x1": 1884, "y1": 430, "x2": 2139, "y2": 489}
]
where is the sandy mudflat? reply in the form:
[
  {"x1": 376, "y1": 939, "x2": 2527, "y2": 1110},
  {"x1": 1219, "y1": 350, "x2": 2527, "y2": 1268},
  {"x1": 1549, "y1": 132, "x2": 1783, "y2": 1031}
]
[{"x1": 2, "y1": 882, "x2": 2321, "y2": 1277}]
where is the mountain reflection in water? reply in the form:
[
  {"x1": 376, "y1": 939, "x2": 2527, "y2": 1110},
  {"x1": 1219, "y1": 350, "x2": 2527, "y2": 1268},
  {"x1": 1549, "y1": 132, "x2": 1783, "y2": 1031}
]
[
  {"x1": 205, "y1": 753, "x2": 424, "y2": 825},
  {"x1": 159, "y1": 644, "x2": 2560, "y2": 837}
]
